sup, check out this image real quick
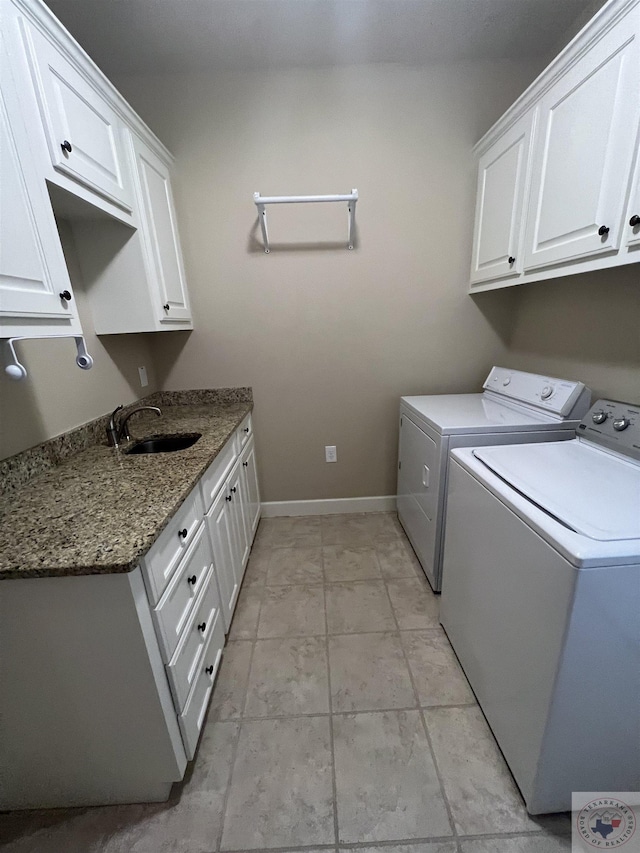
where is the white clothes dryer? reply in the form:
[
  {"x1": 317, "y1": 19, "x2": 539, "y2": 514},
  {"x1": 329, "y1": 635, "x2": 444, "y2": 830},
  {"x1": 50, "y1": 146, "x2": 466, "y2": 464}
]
[{"x1": 397, "y1": 367, "x2": 591, "y2": 591}]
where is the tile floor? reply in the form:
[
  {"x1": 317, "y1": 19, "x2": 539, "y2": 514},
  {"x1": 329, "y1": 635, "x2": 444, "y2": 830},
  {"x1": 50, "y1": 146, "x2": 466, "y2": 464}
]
[{"x1": 0, "y1": 513, "x2": 572, "y2": 853}]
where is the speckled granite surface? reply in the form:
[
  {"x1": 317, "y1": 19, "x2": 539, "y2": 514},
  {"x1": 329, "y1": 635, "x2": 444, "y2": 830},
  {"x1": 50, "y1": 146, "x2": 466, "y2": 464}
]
[{"x1": 0, "y1": 399, "x2": 252, "y2": 580}]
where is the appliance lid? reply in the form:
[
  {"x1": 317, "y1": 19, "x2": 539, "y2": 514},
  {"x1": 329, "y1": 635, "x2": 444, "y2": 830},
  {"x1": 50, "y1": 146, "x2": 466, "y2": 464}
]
[
  {"x1": 401, "y1": 393, "x2": 567, "y2": 435},
  {"x1": 472, "y1": 441, "x2": 640, "y2": 541}
]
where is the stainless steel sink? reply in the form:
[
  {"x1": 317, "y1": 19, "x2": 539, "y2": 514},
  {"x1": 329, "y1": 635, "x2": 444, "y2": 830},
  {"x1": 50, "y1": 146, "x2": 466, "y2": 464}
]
[{"x1": 125, "y1": 433, "x2": 202, "y2": 455}]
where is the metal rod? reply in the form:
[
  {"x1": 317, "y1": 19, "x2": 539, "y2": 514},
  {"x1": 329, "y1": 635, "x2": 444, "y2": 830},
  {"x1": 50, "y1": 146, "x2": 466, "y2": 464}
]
[{"x1": 254, "y1": 191, "x2": 358, "y2": 205}]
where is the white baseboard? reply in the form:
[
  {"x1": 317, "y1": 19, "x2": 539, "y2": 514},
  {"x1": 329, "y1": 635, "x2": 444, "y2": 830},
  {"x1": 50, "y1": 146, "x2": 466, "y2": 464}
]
[{"x1": 260, "y1": 496, "x2": 396, "y2": 517}]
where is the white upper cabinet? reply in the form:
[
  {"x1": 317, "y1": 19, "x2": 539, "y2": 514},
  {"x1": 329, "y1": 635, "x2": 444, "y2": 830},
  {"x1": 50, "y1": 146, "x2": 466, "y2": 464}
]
[
  {"x1": 625, "y1": 147, "x2": 640, "y2": 247},
  {"x1": 18, "y1": 18, "x2": 134, "y2": 215},
  {"x1": 523, "y1": 10, "x2": 640, "y2": 270},
  {"x1": 0, "y1": 31, "x2": 81, "y2": 337},
  {"x1": 470, "y1": 111, "x2": 535, "y2": 285},
  {"x1": 469, "y1": 0, "x2": 640, "y2": 291},
  {"x1": 130, "y1": 133, "x2": 192, "y2": 325}
]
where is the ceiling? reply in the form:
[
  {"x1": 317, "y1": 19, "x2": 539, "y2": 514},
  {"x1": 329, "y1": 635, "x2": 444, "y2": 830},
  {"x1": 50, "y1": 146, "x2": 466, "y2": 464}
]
[{"x1": 46, "y1": 0, "x2": 608, "y2": 76}]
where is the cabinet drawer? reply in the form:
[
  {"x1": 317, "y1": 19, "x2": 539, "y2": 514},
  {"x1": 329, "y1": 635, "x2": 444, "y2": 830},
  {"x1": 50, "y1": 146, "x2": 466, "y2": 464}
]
[
  {"x1": 178, "y1": 616, "x2": 225, "y2": 760},
  {"x1": 237, "y1": 414, "x2": 253, "y2": 451},
  {"x1": 153, "y1": 523, "x2": 212, "y2": 662},
  {"x1": 200, "y1": 439, "x2": 236, "y2": 512},
  {"x1": 142, "y1": 486, "x2": 204, "y2": 605},
  {"x1": 166, "y1": 565, "x2": 221, "y2": 711}
]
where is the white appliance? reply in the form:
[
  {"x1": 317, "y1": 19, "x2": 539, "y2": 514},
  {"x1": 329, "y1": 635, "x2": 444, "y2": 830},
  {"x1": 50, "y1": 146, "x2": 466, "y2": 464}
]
[
  {"x1": 440, "y1": 398, "x2": 640, "y2": 814},
  {"x1": 396, "y1": 367, "x2": 591, "y2": 591}
]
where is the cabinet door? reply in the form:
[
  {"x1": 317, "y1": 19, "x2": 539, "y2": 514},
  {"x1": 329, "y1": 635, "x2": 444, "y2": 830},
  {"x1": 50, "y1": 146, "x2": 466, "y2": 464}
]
[
  {"x1": 228, "y1": 463, "x2": 249, "y2": 574},
  {"x1": 130, "y1": 133, "x2": 192, "y2": 325},
  {"x1": 18, "y1": 18, "x2": 133, "y2": 213},
  {"x1": 0, "y1": 35, "x2": 80, "y2": 335},
  {"x1": 625, "y1": 145, "x2": 640, "y2": 248},
  {"x1": 205, "y1": 487, "x2": 239, "y2": 633},
  {"x1": 241, "y1": 440, "x2": 261, "y2": 540},
  {"x1": 523, "y1": 11, "x2": 640, "y2": 270},
  {"x1": 470, "y1": 110, "x2": 535, "y2": 285}
]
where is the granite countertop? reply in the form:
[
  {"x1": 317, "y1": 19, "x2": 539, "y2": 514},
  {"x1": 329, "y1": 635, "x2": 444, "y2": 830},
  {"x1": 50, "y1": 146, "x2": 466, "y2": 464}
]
[{"x1": 0, "y1": 401, "x2": 252, "y2": 580}]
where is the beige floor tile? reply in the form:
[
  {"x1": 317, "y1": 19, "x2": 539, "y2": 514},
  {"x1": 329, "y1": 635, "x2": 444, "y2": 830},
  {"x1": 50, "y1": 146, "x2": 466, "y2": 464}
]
[
  {"x1": 208, "y1": 641, "x2": 253, "y2": 720},
  {"x1": 333, "y1": 710, "x2": 452, "y2": 843},
  {"x1": 257, "y1": 584, "x2": 326, "y2": 638},
  {"x1": 260, "y1": 516, "x2": 322, "y2": 548},
  {"x1": 325, "y1": 580, "x2": 396, "y2": 634},
  {"x1": 265, "y1": 546, "x2": 323, "y2": 585},
  {"x1": 321, "y1": 514, "x2": 373, "y2": 546},
  {"x1": 220, "y1": 717, "x2": 334, "y2": 849},
  {"x1": 228, "y1": 586, "x2": 263, "y2": 640},
  {"x1": 376, "y1": 539, "x2": 422, "y2": 578},
  {"x1": 323, "y1": 545, "x2": 382, "y2": 581},
  {"x1": 461, "y1": 837, "x2": 571, "y2": 852},
  {"x1": 329, "y1": 632, "x2": 416, "y2": 711},
  {"x1": 387, "y1": 577, "x2": 440, "y2": 630},
  {"x1": 402, "y1": 630, "x2": 475, "y2": 706},
  {"x1": 342, "y1": 845, "x2": 457, "y2": 853},
  {"x1": 424, "y1": 705, "x2": 538, "y2": 835},
  {"x1": 244, "y1": 637, "x2": 329, "y2": 717}
]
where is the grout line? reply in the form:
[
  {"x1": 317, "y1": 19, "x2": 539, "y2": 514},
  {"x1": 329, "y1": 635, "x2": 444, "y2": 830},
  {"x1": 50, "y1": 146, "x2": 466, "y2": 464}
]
[
  {"x1": 321, "y1": 548, "x2": 341, "y2": 851},
  {"x1": 381, "y1": 566, "x2": 461, "y2": 847},
  {"x1": 217, "y1": 702, "x2": 480, "y2": 724}
]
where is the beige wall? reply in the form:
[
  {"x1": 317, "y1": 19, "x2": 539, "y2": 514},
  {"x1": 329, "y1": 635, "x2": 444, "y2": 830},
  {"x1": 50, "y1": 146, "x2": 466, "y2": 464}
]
[
  {"x1": 504, "y1": 265, "x2": 640, "y2": 404},
  {"x1": 0, "y1": 220, "x2": 159, "y2": 459},
  {"x1": 114, "y1": 62, "x2": 544, "y2": 502}
]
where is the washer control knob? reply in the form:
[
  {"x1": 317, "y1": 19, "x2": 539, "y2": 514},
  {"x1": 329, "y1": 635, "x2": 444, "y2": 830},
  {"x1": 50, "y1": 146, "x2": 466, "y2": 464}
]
[
  {"x1": 613, "y1": 416, "x2": 630, "y2": 431},
  {"x1": 541, "y1": 385, "x2": 553, "y2": 399},
  {"x1": 502, "y1": 377, "x2": 511, "y2": 386},
  {"x1": 592, "y1": 410, "x2": 608, "y2": 424}
]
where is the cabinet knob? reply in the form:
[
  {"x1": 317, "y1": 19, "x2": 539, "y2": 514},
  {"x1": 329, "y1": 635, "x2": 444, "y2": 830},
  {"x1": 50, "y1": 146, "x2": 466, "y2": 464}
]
[
  {"x1": 630, "y1": 214, "x2": 640, "y2": 227},
  {"x1": 244, "y1": 427, "x2": 250, "y2": 433},
  {"x1": 243, "y1": 461, "x2": 248, "y2": 467},
  {"x1": 508, "y1": 256, "x2": 515, "y2": 265},
  {"x1": 163, "y1": 303, "x2": 170, "y2": 311},
  {"x1": 198, "y1": 622, "x2": 207, "y2": 633},
  {"x1": 61, "y1": 140, "x2": 72, "y2": 153},
  {"x1": 598, "y1": 225, "x2": 610, "y2": 237},
  {"x1": 178, "y1": 527, "x2": 188, "y2": 538},
  {"x1": 226, "y1": 494, "x2": 232, "y2": 502},
  {"x1": 187, "y1": 574, "x2": 197, "y2": 585},
  {"x1": 205, "y1": 665, "x2": 214, "y2": 675},
  {"x1": 59, "y1": 290, "x2": 72, "y2": 301}
]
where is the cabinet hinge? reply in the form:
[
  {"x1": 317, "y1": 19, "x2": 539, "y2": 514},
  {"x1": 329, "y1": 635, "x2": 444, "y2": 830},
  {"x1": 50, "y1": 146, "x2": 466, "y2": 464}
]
[{"x1": 400, "y1": 417, "x2": 403, "y2": 427}]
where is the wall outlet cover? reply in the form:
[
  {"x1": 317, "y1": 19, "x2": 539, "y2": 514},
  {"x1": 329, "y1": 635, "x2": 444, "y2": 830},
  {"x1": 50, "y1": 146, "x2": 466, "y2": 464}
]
[
  {"x1": 138, "y1": 366, "x2": 148, "y2": 387},
  {"x1": 325, "y1": 445, "x2": 337, "y2": 463}
]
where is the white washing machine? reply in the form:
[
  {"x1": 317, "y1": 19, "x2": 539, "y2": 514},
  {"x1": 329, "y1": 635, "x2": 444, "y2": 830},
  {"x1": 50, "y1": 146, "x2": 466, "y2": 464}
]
[
  {"x1": 440, "y1": 398, "x2": 640, "y2": 814},
  {"x1": 397, "y1": 367, "x2": 591, "y2": 591}
]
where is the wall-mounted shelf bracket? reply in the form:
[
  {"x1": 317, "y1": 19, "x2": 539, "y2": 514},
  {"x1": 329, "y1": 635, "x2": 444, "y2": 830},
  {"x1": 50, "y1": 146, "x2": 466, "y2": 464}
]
[
  {"x1": 3, "y1": 335, "x2": 94, "y2": 381},
  {"x1": 253, "y1": 189, "x2": 358, "y2": 253}
]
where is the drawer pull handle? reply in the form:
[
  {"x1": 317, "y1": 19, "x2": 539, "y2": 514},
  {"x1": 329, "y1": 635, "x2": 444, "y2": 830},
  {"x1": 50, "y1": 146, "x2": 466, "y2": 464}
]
[
  {"x1": 61, "y1": 139, "x2": 72, "y2": 153},
  {"x1": 198, "y1": 622, "x2": 207, "y2": 633},
  {"x1": 226, "y1": 495, "x2": 232, "y2": 502},
  {"x1": 243, "y1": 461, "x2": 248, "y2": 467},
  {"x1": 205, "y1": 665, "x2": 214, "y2": 675},
  {"x1": 231, "y1": 486, "x2": 237, "y2": 493},
  {"x1": 630, "y1": 214, "x2": 640, "y2": 227},
  {"x1": 178, "y1": 528, "x2": 188, "y2": 538},
  {"x1": 187, "y1": 574, "x2": 197, "y2": 585},
  {"x1": 598, "y1": 225, "x2": 609, "y2": 237},
  {"x1": 163, "y1": 303, "x2": 170, "y2": 311},
  {"x1": 508, "y1": 256, "x2": 515, "y2": 265},
  {"x1": 244, "y1": 427, "x2": 250, "y2": 433},
  {"x1": 59, "y1": 290, "x2": 72, "y2": 301}
]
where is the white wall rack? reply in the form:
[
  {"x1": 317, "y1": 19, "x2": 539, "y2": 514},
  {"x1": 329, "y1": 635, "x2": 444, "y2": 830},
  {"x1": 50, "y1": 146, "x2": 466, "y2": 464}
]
[{"x1": 253, "y1": 190, "x2": 358, "y2": 253}]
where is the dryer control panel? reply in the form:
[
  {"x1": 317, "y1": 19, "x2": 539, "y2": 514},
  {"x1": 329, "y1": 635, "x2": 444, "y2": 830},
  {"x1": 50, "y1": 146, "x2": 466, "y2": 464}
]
[
  {"x1": 483, "y1": 367, "x2": 591, "y2": 419},
  {"x1": 578, "y1": 399, "x2": 640, "y2": 461}
]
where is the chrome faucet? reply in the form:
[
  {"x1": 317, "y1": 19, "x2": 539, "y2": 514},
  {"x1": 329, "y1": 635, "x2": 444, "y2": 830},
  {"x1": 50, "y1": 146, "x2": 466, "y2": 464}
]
[{"x1": 107, "y1": 404, "x2": 162, "y2": 447}]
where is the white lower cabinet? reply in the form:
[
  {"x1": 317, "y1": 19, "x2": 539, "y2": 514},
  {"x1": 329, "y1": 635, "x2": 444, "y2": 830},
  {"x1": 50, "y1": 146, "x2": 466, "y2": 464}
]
[
  {"x1": 206, "y1": 484, "x2": 241, "y2": 631},
  {"x1": 241, "y1": 438, "x2": 261, "y2": 539}
]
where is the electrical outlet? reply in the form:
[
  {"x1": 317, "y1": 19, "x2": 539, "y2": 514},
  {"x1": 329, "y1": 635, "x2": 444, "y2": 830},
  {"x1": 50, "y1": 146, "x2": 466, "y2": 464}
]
[
  {"x1": 325, "y1": 445, "x2": 337, "y2": 463},
  {"x1": 138, "y1": 366, "x2": 148, "y2": 388}
]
